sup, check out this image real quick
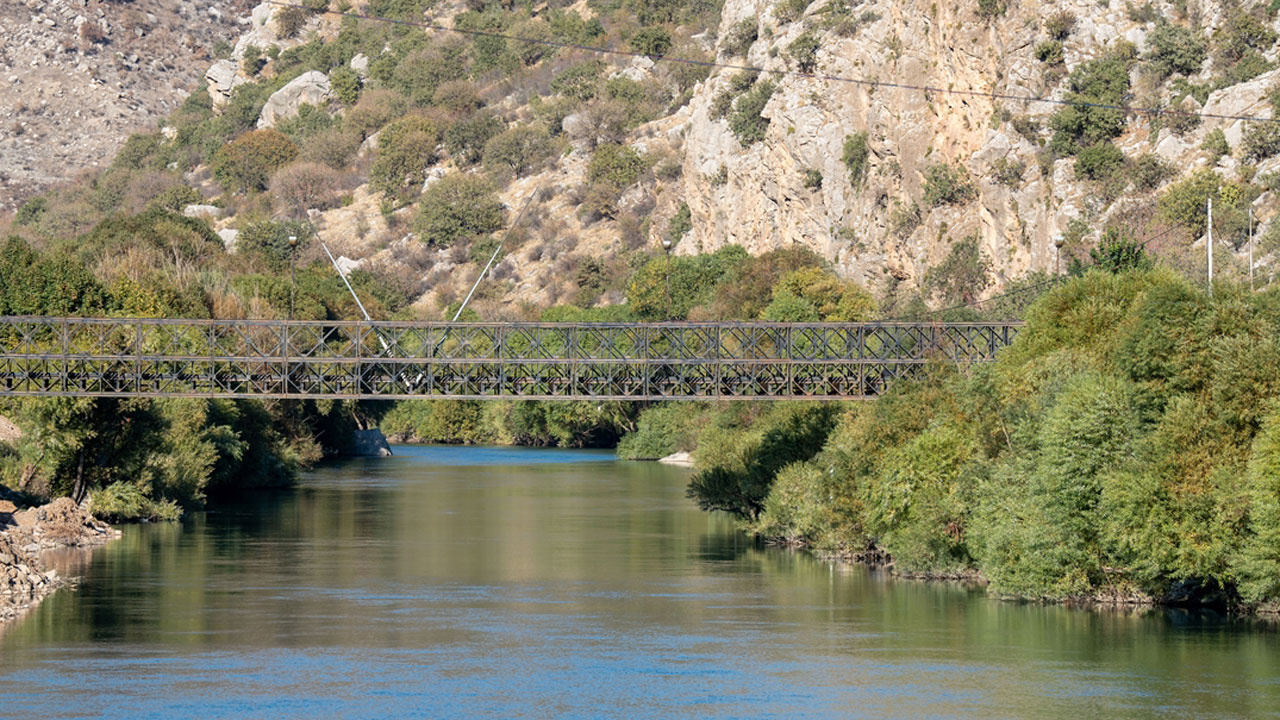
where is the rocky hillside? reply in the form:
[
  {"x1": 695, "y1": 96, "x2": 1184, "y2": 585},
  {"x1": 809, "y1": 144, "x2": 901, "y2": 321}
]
[
  {"x1": 0, "y1": 0, "x2": 250, "y2": 211},
  {"x1": 6, "y1": 0, "x2": 1280, "y2": 314}
]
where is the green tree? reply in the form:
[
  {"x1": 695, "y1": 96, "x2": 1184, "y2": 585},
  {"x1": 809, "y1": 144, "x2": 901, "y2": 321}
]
[
  {"x1": 787, "y1": 32, "x2": 820, "y2": 72},
  {"x1": 1088, "y1": 227, "x2": 1151, "y2": 273},
  {"x1": 1049, "y1": 52, "x2": 1132, "y2": 155},
  {"x1": 1238, "y1": 407, "x2": 1280, "y2": 603}
]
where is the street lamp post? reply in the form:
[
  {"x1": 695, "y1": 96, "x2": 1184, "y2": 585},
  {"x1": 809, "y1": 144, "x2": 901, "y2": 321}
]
[
  {"x1": 1053, "y1": 235, "x2": 1065, "y2": 275},
  {"x1": 288, "y1": 235, "x2": 298, "y2": 321},
  {"x1": 661, "y1": 238, "x2": 672, "y2": 320}
]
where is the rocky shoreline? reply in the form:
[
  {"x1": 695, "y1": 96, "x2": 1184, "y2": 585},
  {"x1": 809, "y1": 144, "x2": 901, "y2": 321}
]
[{"x1": 1, "y1": 497, "x2": 119, "y2": 625}]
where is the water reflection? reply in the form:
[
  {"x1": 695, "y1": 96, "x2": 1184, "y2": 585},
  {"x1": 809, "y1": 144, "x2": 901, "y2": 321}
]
[{"x1": 0, "y1": 446, "x2": 1277, "y2": 718}]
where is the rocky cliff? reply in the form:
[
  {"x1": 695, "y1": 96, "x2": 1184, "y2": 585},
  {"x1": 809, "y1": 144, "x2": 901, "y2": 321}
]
[
  {"x1": 0, "y1": 0, "x2": 249, "y2": 211},
  {"x1": 9, "y1": 0, "x2": 1278, "y2": 310}
]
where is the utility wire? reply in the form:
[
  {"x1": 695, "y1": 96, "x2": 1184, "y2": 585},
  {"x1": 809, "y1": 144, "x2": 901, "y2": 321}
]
[{"x1": 265, "y1": 0, "x2": 1280, "y2": 126}]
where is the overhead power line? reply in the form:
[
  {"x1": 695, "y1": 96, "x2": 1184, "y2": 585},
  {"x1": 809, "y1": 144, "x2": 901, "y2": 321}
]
[{"x1": 265, "y1": 0, "x2": 1280, "y2": 126}]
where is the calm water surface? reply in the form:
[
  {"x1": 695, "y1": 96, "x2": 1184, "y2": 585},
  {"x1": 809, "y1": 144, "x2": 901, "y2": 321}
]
[{"x1": 1, "y1": 445, "x2": 1277, "y2": 718}]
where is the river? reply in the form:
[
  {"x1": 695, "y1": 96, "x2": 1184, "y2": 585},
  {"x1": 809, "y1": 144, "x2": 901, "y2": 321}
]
[{"x1": 1, "y1": 446, "x2": 1277, "y2": 718}]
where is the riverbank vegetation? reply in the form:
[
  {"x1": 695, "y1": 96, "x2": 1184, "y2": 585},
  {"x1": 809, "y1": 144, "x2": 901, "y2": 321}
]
[
  {"x1": 636, "y1": 265, "x2": 1280, "y2": 610},
  {"x1": 0, "y1": 204, "x2": 409, "y2": 520}
]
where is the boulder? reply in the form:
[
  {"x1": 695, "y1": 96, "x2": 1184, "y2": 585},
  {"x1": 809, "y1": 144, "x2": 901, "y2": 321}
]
[
  {"x1": 0, "y1": 414, "x2": 20, "y2": 445},
  {"x1": 182, "y1": 204, "x2": 223, "y2": 219},
  {"x1": 658, "y1": 451, "x2": 694, "y2": 467},
  {"x1": 350, "y1": 429, "x2": 392, "y2": 457},
  {"x1": 350, "y1": 53, "x2": 370, "y2": 77},
  {"x1": 218, "y1": 228, "x2": 240, "y2": 251},
  {"x1": 335, "y1": 255, "x2": 364, "y2": 275},
  {"x1": 257, "y1": 71, "x2": 332, "y2": 128},
  {"x1": 204, "y1": 59, "x2": 246, "y2": 107}
]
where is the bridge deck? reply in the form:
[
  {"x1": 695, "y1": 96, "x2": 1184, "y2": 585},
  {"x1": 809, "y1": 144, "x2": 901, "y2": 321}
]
[{"x1": 0, "y1": 317, "x2": 1021, "y2": 400}]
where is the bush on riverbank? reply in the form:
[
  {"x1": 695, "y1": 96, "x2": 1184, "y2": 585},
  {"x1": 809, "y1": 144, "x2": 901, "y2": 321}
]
[
  {"x1": 0, "y1": 396, "x2": 323, "y2": 521},
  {"x1": 626, "y1": 268, "x2": 1280, "y2": 608}
]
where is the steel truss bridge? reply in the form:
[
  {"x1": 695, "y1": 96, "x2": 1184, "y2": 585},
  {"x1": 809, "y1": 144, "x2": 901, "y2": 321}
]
[{"x1": 0, "y1": 317, "x2": 1021, "y2": 401}]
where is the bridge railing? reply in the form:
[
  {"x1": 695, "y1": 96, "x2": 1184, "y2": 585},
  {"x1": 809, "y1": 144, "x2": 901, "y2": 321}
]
[{"x1": 0, "y1": 317, "x2": 1021, "y2": 400}]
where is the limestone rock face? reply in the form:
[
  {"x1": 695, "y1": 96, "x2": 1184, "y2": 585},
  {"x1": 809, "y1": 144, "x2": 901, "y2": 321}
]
[
  {"x1": 672, "y1": 0, "x2": 1268, "y2": 295},
  {"x1": 257, "y1": 71, "x2": 333, "y2": 128}
]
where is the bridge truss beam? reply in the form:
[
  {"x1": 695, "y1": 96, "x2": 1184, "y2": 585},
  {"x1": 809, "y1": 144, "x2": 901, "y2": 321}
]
[{"x1": 0, "y1": 318, "x2": 1020, "y2": 401}]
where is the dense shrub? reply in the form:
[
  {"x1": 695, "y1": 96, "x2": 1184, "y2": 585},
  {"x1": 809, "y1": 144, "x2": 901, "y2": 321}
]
[
  {"x1": 687, "y1": 404, "x2": 839, "y2": 520},
  {"x1": 343, "y1": 89, "x2": 409, "y2": 139},
  {"x1": 270, "y1": 161, "x2": 345, "y2": 213},
  {"x1": 842, "y1": 133, "x2": 870, "y2": 187},
  {"x1": 587, "y1": 144, "x2": 646, "y2": 187},
  {"x1": 445, "y1": 111, "x2": 504, "y2": 166},
  {"x1": 889, "y1": 201, "x2": 921, "y2": 239},
  {"x1": 641, "y1": 267, "x2": 1280, "y2": 606},
  {"x1": 413, "y1": 174, "x2": 505, "y2": 247},
  {"x1": 1035, "y1": 40, "x2": 1064, "y2": 65},
  {"x1": 1157, "y1": 169, "x2": 1221, "y2": 230},
  {"x1": 235, "y1": 218, "x2": 313, "y2": 270},
  {"x1": 668, "y1": 202, "x2": 692, "y2": 242},
  {"x1": 922, "y1": 163, "x2": 976, "y2": 207},
  {"x1": 760, "y1": 267, "x2": 875, "y2": 322},
  {"x1": 1074, "y1": 142, "x2": 1125, "y2": 181},
  {"x1": 631, "y1": 26, "x2": 672, "y2": 58},
  {"x1": 625, "y1": 245, "x2": 749, "y2": 320},
  {"x1": 990, "y1": 157, "x2": 1026, "y2": 187},
  {"x1": 787, "y1": 32, "x2": 820, "y2": 72},
  {"x1": 212, "y1": 129, "x2": 299, "y2": 192},
  {"x1": 774, "y1": 0, "x2": 810, "y2": 23},
  {"x1": 722, "y1": 18, "x2": 758, "y2": 57},
  {"x1": 1241, "y1": 121, "x2": 1280, "y2": 163},
  {"x1": 976, "y1": 0, "x2": 1007, "y2": 20},
  {"x1": 924, "y1": 234, "x2": 991, "y2": 304},
  {"x1": 1144, "y1": 20, "x2": 1206, "y2": 81},
  {"x1": 729, "y1": 80, "x2": 776, "y2": 145},
  {"x1": 1129, "y1": 154, "x2": 1173, "y2": 191},
  {"x1": 1213, "y1": 11, "x2": 1276, "y2": 67},
  {"x1": 1049, "y1": 52, "x2": 1132, "y2": 155},
  {"x1": 299, "y1": 127, "x2": 363, "y2": 169},
  {"x1": 329, "y1": 66, "x2": 362, "y2": 105},
  {"x1": 1043, "y1": 10, "x2": 1075, "y2": 40},
  {"x1": 616, "y1": 403, "x2": 706, "y2": 459},
  {"x1": 550, "y1": 62, "x2": 604, "y2": 101},
  {"x1": 369, "y1": 114, "x2": 441, "y2": 198},
  {"x1": 482, "y1": 124, "x2": 556, "y2": 178},
  {"x1": 1202, "y1": 127, "x2": 1230, "y2": 162}
]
